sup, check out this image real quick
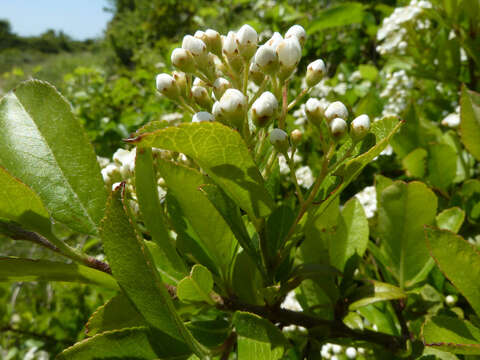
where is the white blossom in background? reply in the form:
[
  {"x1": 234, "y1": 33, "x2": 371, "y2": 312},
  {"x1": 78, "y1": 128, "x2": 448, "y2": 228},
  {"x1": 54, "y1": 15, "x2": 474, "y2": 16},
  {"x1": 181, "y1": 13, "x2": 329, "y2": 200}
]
[
  {"x1": 376, "y1": 0, "x2": 432, "y2": 55},
  {"x1": 441, "y1": 106, "x2": 461, "y2": 128},
  {"x1": 161, "y1": 112, "x2": 184, "y2": 123},
  {"x1": 295, "y1": 166, "x2": 314, "y2": 189},
  {"x1": 355, "y1": 186, "x2": 377, "y2": 218},
  {"x1": 379, "y1": 70, "x2": 413, "y2": 119},
  {"x1": 278, "y1": 151, "x2": 303, "y2": 174},
  {"x1": 281, "y1": 291, "x2": 306, "y2": 332}
]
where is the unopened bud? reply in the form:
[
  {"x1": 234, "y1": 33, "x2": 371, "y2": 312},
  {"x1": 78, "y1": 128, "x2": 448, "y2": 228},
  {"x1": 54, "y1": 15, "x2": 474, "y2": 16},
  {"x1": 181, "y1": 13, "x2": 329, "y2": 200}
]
[
  {"x1": 171, "y1": 48, "x2": 196, "y2": 73},
  {"x1": 182, "y1": 35, "x2": 207, "y2": 57},
  {"x1": 351, "y1": 114, "x2": 370, "y2": 140},
  {"x1": 172, "y1": 71, "x2": 187, "y2": 97},
  {"x1": 325, "y1": 101, "x2": 348, "y2": 121},
  {"x1": 218, "y1": 88, "x2": 247, "y2": 128},
  {"x1": 205, "y1": 29, "x2": 222, "y2": 56},
  {"x1": 266, "y1": 32, "x2": 283, "y2": 49},
  {"x1": 290, "y1": 129, "x2": 302, "y2": 145},
  {"x1": 254, "y1": 45, "x2": 279, "y2": 75},
  {"x1": 249, "y1": 62, "x2": 265, "y2": 85},
  {"x1": 212, "y1": 101, "x2": 226, "y2": 124},
  {"x1": 330, "y1": 117, "x2": 347, "y2": 138},
  {"x1": 270, "y1": 128, "x2": 289, "y2": 153},
  {"x1": 156, "y1": 73, "x2": 180, "y2": 100},
  {"x1": 236, "y1": 24, "x2": 258, "y2": 60},
  {"x1": 305, "y1": 98, "x2": 324, "y2": 124},
  {"x1": 276, "y1": 37, "x2": 302, "y2": 80},
  {"x1": 223, "y1": 31, "x2": 243, "y2": 73},
  {"x1": 445, "y1": 295, "x2": 457, "y2": 307},
  {"x1": 213, "y1": 77, "x2": 231, "y2": 100},
  {"x1": 285, "y1": 25, "x2": 307, "y2": 47},
  {"x1": 193, "y1": 77, "x2": 207, "y2": 87},
  {"x1": 306, "y1": 59, "x2": 326, "y2": 87},
  {"x1": 251, "y1": 91, "x2": 278, "y2": 127},
  {"x1": 192, "y1": 111, "x2": 214, "y2": 123},
  {"x1": 191, "y1": 85, "x2": 211, "y2": 108}
]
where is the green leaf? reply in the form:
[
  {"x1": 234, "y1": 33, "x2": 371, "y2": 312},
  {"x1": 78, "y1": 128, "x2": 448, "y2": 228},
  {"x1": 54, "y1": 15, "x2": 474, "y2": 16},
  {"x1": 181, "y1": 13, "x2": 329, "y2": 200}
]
[
  {"x1": 423, "y1": 316, "x2": 480, "y2": 355},
  {"x1": 132, "y1": 122, "x2": 274, "y2": 220},
  {"x1": 232, "y1": 251, "x2": 264, "y2": 305},
  {"x1": 0, "y1": 257, "x2": 118, "y2": 290},
  {"x1": 378, "y1": 181, "x2": 437, "y2": 288},
  {"x1": 144, "y1": 240, "x2": 185, "y2": 284},
  {"x1": 460, "y1": 86, "x2": 480, "y2": 161},
  {"x1": 402, "y1": 148, "x2": 427, "y2": 178},
  {"x1": 135, "y1": 148, "x2": 187, "y2": 279},
  {"x1": 358, "y1": 64, "x2": 378, "y2": 81},
  {"x1": 186, "y1": 320, "x2": 230, "y2": 348},
  {"x1": 233, "y1": 311, "x2": 288, "y2": 360},
  {"x1": 199, "y1": 183, "x2": 261, "y2": 273},
  {"x1": 86, "y1": 294, "x2": 145, "y2": 336},
  {"x1": 266, "y1": 205, "x2": 295, "y2": 264},
  {"x1": 57, "y1": 327, "x2": 192, "y2": 360},
  {"x1": 329, "y1": 197, "x2": 368, "y2": 272},
  {"x1": 0, "y1": 166, "x2": 50, "y2": 235},
  {"x1": 349, "y1": 280, "x2": 407, "y2": 310},
  {"x1": 308, "y1": 2, "x2": 366, "y2": 32},
  {"x1": 436, "y1": 207, "x2": 465, "y2": 233},
  {"x1": 177, "y1": 265, "x2": 214, "y2": 304},
  {"x1": 425, "y1": 227, "x2": 480, "y2": 316},
  {"x1": 0, "y1": 80, "x2": 107, "y2": 235},
  {"x1": 158, "y1": 159, "x2": 237, "y2": 278},
  {"x1": 427, "y1": 143, "x2": 457, "y2": 189},
  {"x1": 99, "y1": 185, "x2": 208, "y2": 358}
]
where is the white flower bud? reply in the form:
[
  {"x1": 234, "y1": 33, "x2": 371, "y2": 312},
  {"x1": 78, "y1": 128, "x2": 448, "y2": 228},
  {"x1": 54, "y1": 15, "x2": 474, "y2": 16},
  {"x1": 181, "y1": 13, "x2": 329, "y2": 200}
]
[
  {"x1": 285, "y1": 25, "x2": 306, "y2": 47},
  {"x1": 205, "y1": 29, "x2": 222, "y2": 56},
  {"x1": 351, "y1": 114, "x2": 370, "y2": 140},
  {"x1": 172, "y1": 71, "x2": 187, "y2": 97},
  {"x1": 290, "y1": 129, "x2": 302, "y2": 145},
  {"x1": 212, "y1": 101, "x2": 226, "y2": 124},
  {"x1": 191, "y1": 85, "x2": 211, "y2": 108},
  {"x1": 266, "y1": 32, "x2": 283, "y2": 49},
  {"x1": 218, "y1": 88, "x2": 247, "y2": 128},
  {"x1": 213, "y1": 77, "x2": 231, "y2": 100},
  {"x1": 171, "y1": 48, "x2": 196, "y2": 73},
  {"x1": 330, "y1": 117, "x2": 347, "y2": 138},
  {"x1": 249, "y1": 62, "x2": 265, "y2": 85},
  {"x1": 345, "y1": 347, "x2": 357, "y2": 359},
  {"x1": 441, "y1": 113, "x2": 460, "y2": 128},
  {"x1": 251, "y1": 91, "x2": 278, "y2": 127},
  {"x1": 332, "y1": 345, "x2": 342, "y2": 354},
  {"x1": 306, "y1": 59, "x2": 326, "y2": 87},
  {"x1": 254, "y1": 45, "x2": 279, "y2": 75},
  {"x1": 236, "y1": 24, "x2": 258, "y2": 60},
  {"x1": 445, "y1": 295, "x2": 457, "y2": 306},
  {"x1": 270, "y1": 128, "x2": 289, "y2": 153},
  {"x1": 156, "y1": 73, "x2": 180, "y2": 100},
  {"x1": 192, "y1": 111, "x2": 214, "y2": 123},
  {"x1": 325, "y1": 101, "x2": 348, "y2": 121},
  {"x1": 182, "y1": 35, "x2": 207, "y2": 57},
  {"x1": 222, "y1": 31, "x2": 238, "y2": 57},
  {"x1": 305, "y1": 98, "x2": 324, "y2": 124},
  {"x1": 276, "y1": 37, "x2": 302, "y2": 80}
]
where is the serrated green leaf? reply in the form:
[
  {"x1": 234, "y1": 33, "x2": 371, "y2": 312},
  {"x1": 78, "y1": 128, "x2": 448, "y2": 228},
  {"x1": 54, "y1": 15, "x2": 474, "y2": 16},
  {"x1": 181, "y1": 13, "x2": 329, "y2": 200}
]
[
  {"x1": 177, "y1": 265, "x2": 214, "y2": 304},
  {"x1": 158, "y1": 159, "x2": 237, "y2": 278},
  {"x1": 436, "y1": 207, "x2": 465, "y2": 233},
  {"x1": 186, "y1": 320, "x2": 230, "y2": 348},
  {"x1": 135, "y1": 148, "x2": 187, "y2": 280},
  {"x1": 0, "y1": 257, "x2": 118, "y2": 290},
  {"x1": 460, "y1": 86, "x2": 480, "y2": 161},
  {"x1": 0, "y1": 166, "x2": 50, "y2": 235},
  {"x1": 0, "y1": 80, "x2": 107, "y2": 234},
  {"x1": 266, "y1": 205, "x2": 295, "y2": 265},
  {"x1": 144, "y1": 240, "x2": 185, "y2": 284},
  {"x1": 58, "y1": 327, "x2": 192, "y2": 360},
  {"x1": 99, "y1": 185, "x2": 208, "y2": 358},
  {"x1": 349, "y1": 280, "x2": 406, "y2": 310},
  {"x1": 423, "y1": 316, "x2": 480, "y2": 355},
  {"x1": 378, "y1": 181, "x2": 437, "y2": 288},
  {"x1": 233, "y1": 311, "x2": 288, "y2": 360},
  {"x1": 132, "y1": 122, "x2": 274, "y2": 220},
  {"x1": 329, "y1": 197, "x2": 368, "y2": 272},
  {"x1": 425, "y1": 227, "x2": 480, "y2": 316},
  {"x1": 308, "y1": 2, "x2": 366, "y2": 32},
  {"x1": 86, "y1": 294, "x2": 145, "y2": 336}
]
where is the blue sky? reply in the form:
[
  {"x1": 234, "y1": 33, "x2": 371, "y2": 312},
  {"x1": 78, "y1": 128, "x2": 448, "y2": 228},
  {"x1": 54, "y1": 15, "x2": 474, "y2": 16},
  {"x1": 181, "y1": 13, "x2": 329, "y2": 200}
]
[{"x1": 1, "y1": 0, "x2": 113, "y2": 40}]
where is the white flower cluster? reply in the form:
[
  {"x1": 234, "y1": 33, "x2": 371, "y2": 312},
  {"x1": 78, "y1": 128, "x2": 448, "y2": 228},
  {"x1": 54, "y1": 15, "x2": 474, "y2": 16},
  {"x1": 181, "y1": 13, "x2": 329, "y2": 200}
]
[
  {"x1": 376, "y1": 0, "x2": 432, "y2": 55},
  {"x1": 321, "y1": 343, "x2": 366, "y2": 359},
  {"x1": 379, "y1": 70, "x2": 413, "y2": 118},
  {"x1": 355, "y1": 185, "x2": 377, "y2": 219}
]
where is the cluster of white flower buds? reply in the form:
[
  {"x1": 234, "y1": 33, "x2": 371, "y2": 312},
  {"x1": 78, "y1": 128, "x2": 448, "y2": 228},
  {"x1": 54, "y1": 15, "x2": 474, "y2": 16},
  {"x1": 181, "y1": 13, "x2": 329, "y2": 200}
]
[{"x1": 155, "y1": 24, "x2": 373, "y2": 177}]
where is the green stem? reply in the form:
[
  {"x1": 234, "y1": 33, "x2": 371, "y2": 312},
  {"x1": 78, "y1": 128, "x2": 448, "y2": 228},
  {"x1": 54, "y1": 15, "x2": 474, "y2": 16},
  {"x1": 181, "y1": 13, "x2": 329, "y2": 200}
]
[
  {"x1": 286, "y1": 148, "x2": 305, "y2": 205},
  {"x1": 287, "y1": 86, "x2": 311, "y2": 111},
  {"x1": 278, "y1": 82, "x2": 288, "y2": 130}
]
